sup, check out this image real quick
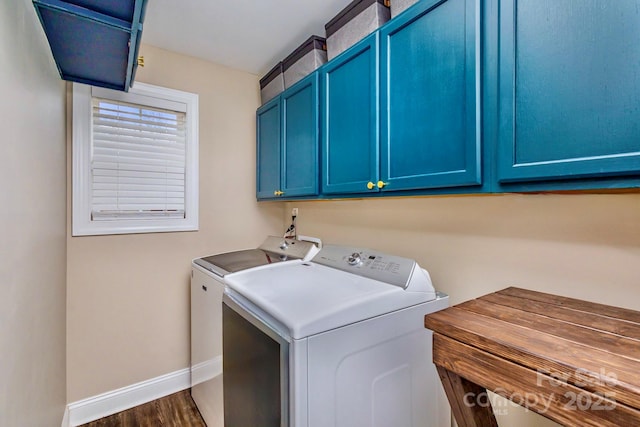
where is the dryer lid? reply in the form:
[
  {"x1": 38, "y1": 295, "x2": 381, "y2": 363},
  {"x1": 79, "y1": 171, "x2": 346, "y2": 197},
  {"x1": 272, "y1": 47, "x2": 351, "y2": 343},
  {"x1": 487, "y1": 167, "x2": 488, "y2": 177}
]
[
  {"x1": 194, "y1": 236, "x2": 319, "y2": 277},
  {"x1": 194, "y1": 249, "x2": 285, "y2": 277}
]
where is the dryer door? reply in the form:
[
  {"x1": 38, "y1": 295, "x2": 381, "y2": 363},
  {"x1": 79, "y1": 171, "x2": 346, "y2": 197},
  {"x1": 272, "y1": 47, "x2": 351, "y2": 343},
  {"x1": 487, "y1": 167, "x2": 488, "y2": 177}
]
[{"x1": 223, "y1": 294, "x2": 290, "y2": 427}]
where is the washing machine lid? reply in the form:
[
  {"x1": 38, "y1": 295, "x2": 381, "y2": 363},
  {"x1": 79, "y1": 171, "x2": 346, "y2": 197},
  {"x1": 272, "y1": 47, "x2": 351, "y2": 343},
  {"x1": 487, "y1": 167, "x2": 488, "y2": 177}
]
[
  {"x1": 224, "y1": 245, "x2": 437, "y2": 339},
  {"x1": 194, "y1": 236, "x2": 319, "y2": 277}
]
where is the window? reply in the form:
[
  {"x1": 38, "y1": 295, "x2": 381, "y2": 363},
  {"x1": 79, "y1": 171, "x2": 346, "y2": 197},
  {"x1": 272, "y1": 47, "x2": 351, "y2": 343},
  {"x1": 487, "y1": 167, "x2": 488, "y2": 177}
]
[{"x1": 72, "y1": 82, "x2": 198, "y2": 236}]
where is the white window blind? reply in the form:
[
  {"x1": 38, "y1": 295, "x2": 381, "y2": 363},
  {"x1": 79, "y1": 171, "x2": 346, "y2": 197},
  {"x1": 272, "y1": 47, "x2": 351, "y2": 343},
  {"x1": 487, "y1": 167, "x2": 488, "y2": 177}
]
[
  {"x1": 91, "y1": 98, "x2": 187, "y2": 220},
  {"x1": 73, "y1": 82, "x2": 198, "y2": 236}
]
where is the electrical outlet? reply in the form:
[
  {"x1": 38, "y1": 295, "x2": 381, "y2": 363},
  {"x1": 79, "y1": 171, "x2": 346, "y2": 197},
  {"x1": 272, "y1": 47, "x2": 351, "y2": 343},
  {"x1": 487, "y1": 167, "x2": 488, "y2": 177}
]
[{"x1": 292, "y1": 207, "x2": 299, "y2": 216}]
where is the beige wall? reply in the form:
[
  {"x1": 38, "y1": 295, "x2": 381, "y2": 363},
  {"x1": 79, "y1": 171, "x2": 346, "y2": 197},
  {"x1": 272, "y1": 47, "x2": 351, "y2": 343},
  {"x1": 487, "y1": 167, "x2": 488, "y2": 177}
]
[
  {"x1": 286, "y1": 193, "x2": 640, "y2": 427},
  {"x1": 66, "y1": 45, "x2": 284, "y2": 401},
  {"x1": 0, "y1": 0, "x2": 67, "y2": 425}
]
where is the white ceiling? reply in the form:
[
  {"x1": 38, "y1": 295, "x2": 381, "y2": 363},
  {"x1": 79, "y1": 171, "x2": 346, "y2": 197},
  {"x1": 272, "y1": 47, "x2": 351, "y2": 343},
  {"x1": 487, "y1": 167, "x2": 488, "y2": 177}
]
[{"x1": 141, "y1": 0, "x2": 352, "y2": 76}]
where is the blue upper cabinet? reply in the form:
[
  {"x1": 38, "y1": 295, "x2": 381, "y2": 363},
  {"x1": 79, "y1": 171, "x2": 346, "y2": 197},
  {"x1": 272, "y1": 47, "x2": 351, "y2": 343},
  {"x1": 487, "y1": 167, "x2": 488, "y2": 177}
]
[
  {"x1": 380, "y1": 0, "x2": 481, "y2": 192},
  {"x1": 322, "y1": 1, "x2": 481, "y2": 196},
  {"x1": 32, "y1": 0, "x2": 148, "y2": 91},
  {"x1": 256, "y1": 97, "x2": 282, "y2": 199},
  {"x1": 497, "y1": 0, "x2": 640, "y2": 184},
  {"x1": 281, "y1": 73, "x2": 320, "y2": 197},
  {"x1": 258, "y1": 0, "x2": 640, "y2": 200},
  {"x1": 321, "y1": 34, "x2": 380, "y2": 195},
  {"x1": 256, "y1": 73, "x2": 319, "y2": 200}
]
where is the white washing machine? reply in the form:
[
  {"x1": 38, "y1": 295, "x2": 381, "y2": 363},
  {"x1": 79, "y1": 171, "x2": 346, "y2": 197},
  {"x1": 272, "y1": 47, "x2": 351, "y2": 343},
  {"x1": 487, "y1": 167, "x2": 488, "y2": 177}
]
[
  {"x1": 190, "y1": 236, "x2": 320, "y2": 427},
  {"x1": 223, "y1": 244, "x2": 451, "y2": 427}
]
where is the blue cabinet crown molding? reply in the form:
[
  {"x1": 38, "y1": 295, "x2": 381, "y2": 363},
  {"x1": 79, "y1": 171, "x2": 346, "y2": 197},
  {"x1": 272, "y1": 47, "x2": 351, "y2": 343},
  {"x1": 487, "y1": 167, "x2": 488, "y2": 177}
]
[{"x1": 32, "y1": 0, "x2": 148, "y2": 91}]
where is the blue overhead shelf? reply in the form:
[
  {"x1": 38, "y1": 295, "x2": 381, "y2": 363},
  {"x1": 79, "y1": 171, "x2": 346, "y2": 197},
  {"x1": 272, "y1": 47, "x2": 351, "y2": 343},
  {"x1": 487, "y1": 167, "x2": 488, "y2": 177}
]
[{"x1": 32, "y1": 0, "x2": 148, "y2": 91}]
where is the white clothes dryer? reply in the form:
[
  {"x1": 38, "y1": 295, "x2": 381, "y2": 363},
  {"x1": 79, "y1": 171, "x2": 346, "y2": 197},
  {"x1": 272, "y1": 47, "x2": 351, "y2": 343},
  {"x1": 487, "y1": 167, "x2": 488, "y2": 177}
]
[
  {"x1": 190, "y1": 236, "x2": 320, "y2": 427},
  {"x1": 223, "y1": 244, "x2": 450, "y2": 427}
]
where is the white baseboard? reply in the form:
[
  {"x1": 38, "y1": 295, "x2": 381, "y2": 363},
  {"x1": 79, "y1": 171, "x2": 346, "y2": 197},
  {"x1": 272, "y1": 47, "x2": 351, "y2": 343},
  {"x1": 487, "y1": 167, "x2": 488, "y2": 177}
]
[
  {"x1": 67, "y1": 368, "x2": 191, "y2": 426},
  {"x1": 191, "y1": 355, "x2": 222, "y2": 387}
]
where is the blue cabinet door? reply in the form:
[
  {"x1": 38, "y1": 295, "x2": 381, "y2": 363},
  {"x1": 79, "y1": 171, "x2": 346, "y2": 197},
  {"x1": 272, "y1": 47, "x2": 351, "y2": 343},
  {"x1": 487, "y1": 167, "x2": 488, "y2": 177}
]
[
  {"x1": 256, "y1": 97, "x2": 281, "y2": 199},
  {"x1": 380, "y1": 0, "x2": 481, "y2": 191},
  {"x1": 281, "y1": 73, "x2": 319, "y2": 197},
  {"x1": 497, "y1": 0, "x2": 640, "y2": 183},
  {"x1": 321, "y1": 34, "x2": 380, "y2": 194},
  {"x1": 33, "y1": 0, "x2": 148, "y2": 91}
]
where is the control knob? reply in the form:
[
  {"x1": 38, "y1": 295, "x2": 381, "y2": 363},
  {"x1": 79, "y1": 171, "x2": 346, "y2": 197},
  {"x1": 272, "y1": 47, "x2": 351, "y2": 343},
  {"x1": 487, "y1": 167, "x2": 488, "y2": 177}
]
[{"x1": 347, "y1": 252, "x2": 362, "y2": 266}]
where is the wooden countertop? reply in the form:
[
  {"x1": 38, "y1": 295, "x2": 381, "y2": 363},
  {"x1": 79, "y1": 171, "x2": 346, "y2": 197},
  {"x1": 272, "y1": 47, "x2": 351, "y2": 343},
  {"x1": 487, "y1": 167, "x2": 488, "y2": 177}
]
[{"x1": 424, "y1": 287, "x2": 640, "y2": 427}]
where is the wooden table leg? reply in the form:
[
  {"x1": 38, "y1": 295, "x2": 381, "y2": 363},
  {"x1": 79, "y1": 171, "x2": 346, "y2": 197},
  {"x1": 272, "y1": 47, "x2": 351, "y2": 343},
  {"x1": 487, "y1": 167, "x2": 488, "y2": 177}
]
[{"x1": 436, "y1": 366, "x2": 499, "y2": 427}]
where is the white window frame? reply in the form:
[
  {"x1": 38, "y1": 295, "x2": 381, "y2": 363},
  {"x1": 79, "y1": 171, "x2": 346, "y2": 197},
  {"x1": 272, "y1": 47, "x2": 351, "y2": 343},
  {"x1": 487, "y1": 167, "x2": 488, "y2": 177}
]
[{"x1": 72, "y1": 82, "x2": 199, "y2": 236}]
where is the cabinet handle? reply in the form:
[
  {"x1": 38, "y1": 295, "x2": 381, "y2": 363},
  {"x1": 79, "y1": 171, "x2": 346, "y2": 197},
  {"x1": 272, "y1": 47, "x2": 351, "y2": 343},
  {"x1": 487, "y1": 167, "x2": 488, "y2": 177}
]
[
  {"x1": 274, "y1": 190, "x2": 284, "y2": 196},
  {"x1": 377, "y1": 181, "x2": 387, "y2": 189},
  {"x1": 367, "y1": 182, "x2": 375, "y2": 190}
]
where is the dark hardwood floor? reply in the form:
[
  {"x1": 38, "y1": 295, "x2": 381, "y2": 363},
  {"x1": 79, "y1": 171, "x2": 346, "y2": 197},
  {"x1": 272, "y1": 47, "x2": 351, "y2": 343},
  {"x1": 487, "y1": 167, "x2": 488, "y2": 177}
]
[{"x1": 79, "y1": 390, "x2": 206, "y2": 427}]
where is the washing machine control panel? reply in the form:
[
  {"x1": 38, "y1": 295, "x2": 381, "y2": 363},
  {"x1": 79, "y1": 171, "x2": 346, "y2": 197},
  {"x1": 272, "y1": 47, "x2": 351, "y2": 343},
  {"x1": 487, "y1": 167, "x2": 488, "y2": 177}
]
[
  {"x1": 347, "y1": 252, "x2": 361, "y2": 265},
  {"x1": 313, "y1": 245, "x2": 416, "y2": 289}
]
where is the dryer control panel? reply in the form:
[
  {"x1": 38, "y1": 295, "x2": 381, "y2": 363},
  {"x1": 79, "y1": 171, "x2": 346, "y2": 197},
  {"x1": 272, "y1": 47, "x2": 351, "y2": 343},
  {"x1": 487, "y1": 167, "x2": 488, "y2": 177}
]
[{"x1": 312, "y1": 244, "x2": 418, "y2": 289}]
